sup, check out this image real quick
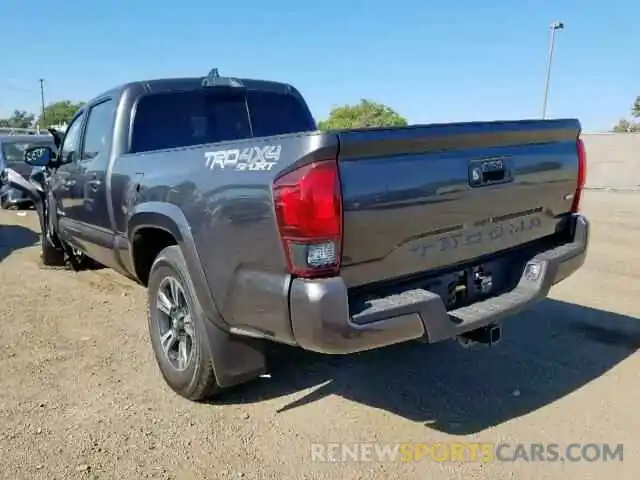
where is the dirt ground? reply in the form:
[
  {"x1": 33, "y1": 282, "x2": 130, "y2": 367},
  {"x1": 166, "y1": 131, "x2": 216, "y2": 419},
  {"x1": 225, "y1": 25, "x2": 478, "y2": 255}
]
[{"x1": 1, "y1": 191, "x2": 639, "y2": 480}]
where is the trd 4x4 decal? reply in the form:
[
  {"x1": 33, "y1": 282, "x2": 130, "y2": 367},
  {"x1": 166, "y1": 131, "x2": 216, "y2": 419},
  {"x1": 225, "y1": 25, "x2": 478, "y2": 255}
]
[{"x1": 204, "y1": 145, "x2": 282, "y2": 172}]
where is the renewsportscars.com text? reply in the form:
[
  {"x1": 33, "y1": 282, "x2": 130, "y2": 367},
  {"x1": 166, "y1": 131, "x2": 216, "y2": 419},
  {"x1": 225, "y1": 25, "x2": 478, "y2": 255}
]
[{"x1": 310, "y1": 442, "x2": 624, "y2": 463}]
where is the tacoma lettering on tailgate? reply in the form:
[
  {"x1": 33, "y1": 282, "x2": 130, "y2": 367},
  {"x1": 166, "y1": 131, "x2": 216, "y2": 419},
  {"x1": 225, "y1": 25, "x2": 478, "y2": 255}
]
[{"x1": 409, "y1": 216, "x2": 543, "y2": 258}]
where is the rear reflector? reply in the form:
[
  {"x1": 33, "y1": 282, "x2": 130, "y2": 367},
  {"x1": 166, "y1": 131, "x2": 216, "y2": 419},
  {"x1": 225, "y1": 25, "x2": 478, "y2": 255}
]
[
  {"x1": 273, "y1": 160, "x2": 342, "y2": 278},
  {"x1": 572, "y1": 138, "x2": 587, "y2": 213}
]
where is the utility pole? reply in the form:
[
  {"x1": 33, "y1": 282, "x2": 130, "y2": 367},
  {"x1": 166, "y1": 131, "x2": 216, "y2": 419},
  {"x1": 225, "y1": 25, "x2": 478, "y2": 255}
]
[
  {"x1": 39, "y1": 78, "x2": 46, "y2": 124},
  {"x1": 542, "y1": 21, "x2": 564, "y2": 119}
]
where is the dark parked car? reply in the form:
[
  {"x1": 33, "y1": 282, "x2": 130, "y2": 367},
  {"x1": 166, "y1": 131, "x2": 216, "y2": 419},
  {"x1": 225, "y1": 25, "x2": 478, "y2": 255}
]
[
  {"x1": 8, "y1": 68, "x2": 589, "y2": 402},
  {"x1": 0, "y1": 134, "x2": 56, "y2": 209}
]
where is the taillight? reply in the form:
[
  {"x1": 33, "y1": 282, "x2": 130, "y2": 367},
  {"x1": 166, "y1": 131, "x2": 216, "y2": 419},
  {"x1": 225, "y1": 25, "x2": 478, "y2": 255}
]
[
  {"x1": 572, "y1": 137, "x2": 587, "y2": 212},
  {"x1": 273, "y1": 159, "x2": 342, "y2": 278}
]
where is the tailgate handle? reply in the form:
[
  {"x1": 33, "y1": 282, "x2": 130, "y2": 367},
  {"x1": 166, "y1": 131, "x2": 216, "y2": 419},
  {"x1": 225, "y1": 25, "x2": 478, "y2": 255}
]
[
  {"x1": 482, "y1": 165, "x2": 505, "y2": 182},
  {"x1": 469, "y1": 158, "x2": 511, "y2": 187}
]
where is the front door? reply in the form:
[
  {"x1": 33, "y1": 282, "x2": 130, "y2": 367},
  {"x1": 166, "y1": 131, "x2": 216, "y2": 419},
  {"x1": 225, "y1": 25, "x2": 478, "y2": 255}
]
[
  {"x1": 75, "y1": 98, "x2": 116, "y2": 264},
  {"x1": 50, "y1": 112, "x2": 86, "y2": 241}
]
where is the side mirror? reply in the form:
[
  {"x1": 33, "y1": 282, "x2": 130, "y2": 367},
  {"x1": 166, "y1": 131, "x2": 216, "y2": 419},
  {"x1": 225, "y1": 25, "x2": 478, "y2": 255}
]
[{"x1": 24, "y1": 146, "x2": 56, "y2": 167}]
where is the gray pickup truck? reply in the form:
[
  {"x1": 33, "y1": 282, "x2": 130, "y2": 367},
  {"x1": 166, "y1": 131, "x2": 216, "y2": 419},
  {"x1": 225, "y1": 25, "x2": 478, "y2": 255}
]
[{"x1": 12, "y1": 68, "x2": 589, "y2": 401}]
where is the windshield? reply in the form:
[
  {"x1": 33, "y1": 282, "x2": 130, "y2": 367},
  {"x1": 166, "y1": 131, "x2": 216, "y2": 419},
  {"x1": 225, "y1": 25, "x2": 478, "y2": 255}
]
[
  {"x1": 1, "y1": 140, "x2": 54, "y2": 167},
  {"x1": 130, "y1": 89, "x2": 315, "y2": 153}
]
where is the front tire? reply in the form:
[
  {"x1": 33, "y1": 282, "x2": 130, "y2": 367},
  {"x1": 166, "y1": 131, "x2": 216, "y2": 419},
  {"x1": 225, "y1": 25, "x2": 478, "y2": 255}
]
[{"x1": 147, "y1": 246, "x2": 221, "y2": 401}]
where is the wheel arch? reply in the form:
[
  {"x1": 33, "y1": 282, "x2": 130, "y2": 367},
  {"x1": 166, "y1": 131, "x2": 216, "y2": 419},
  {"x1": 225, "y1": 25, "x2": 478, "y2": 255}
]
[
  {"x1": 129, "y1": 202, "x2": 266, "y2": 391},
  {"x1": 127, "y1": 202, "x2": 225, "y2": 328}
]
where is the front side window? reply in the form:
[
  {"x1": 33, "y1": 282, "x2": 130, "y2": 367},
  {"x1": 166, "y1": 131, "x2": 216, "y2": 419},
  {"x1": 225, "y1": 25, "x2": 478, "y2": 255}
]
[
  {"x1": 81, "y1": 100, "x2": 115, "y2": 162},
  {"x1": 59, "y1": 114, "x2": 85, "y2": 164}
]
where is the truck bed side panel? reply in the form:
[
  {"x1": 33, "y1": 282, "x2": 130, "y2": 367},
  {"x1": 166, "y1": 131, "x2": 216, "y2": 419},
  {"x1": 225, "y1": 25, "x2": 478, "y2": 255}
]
[{"x1": 110, "y1": 131, "x2": 338, "y2": 344}]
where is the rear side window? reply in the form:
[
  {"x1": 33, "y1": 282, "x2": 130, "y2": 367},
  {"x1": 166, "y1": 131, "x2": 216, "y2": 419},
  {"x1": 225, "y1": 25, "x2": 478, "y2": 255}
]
[{"x1": 130, "y1": 89, "x2": 313, "y2": 153}]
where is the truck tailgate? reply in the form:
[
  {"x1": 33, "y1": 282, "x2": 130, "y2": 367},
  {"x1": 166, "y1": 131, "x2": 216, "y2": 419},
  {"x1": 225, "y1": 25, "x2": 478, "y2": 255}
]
[{"x1": 336, "y1": 119, "x2": 581, "y2": 288}]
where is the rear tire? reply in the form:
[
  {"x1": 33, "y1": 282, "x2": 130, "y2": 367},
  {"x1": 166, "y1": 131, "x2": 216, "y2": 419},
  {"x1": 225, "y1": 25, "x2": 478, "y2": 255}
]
[{"x1": 147, "y1": 245, "x2": 221, "y2": 401}]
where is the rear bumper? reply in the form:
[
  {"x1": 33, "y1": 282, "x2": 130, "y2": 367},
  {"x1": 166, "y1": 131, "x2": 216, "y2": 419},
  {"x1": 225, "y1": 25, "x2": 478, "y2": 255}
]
[{"x1": 289, "y1": 214, "x2": 590, "y2": 354}]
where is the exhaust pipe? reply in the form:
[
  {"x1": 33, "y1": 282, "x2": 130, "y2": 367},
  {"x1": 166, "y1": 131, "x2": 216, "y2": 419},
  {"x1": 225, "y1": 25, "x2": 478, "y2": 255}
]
[{"x1": 457, "y1": 324, "x2": 502, "y2": 348}]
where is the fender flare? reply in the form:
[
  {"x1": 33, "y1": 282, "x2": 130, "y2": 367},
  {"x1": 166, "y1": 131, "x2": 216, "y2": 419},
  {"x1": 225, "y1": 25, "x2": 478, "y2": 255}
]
[{"x1": 127, "y1": 202, "x2": 226, "y2": 329}]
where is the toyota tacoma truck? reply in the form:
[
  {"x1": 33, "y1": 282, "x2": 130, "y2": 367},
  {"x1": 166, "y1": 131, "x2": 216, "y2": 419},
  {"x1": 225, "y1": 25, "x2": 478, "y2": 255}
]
[{"x1": 12, "y1": 68, "x2": 589, "y2": 401}]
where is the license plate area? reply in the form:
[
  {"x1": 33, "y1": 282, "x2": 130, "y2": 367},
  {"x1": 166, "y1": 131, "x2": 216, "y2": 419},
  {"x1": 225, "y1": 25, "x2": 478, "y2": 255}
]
[
  {"x1": 442, "y1": 265, "x2": 497, "y2": 310},
  {"x1": 347, "y1": 233, "x2": 564, "y2": 320}
]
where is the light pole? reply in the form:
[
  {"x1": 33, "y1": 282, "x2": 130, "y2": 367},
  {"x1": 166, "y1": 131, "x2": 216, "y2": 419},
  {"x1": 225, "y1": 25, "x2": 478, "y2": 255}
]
[
  {"x1": 542, "y1": 21, "x2": 564, "y2": 119},
  {"x1": 39, "y1": 78, "x2": 46, "y2": 121}
]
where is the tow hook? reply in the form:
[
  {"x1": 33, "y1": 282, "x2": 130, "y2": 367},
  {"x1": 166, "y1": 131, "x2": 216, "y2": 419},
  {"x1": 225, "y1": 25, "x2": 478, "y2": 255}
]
[{"x1": 457, "y1": 324, "x2": 502, "y2": 348}]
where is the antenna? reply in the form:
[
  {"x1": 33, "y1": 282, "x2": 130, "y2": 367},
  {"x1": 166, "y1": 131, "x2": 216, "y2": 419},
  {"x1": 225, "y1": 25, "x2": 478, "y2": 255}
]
[{"x1": 201, "y1": 68, "x2": 244, "y2": 88}]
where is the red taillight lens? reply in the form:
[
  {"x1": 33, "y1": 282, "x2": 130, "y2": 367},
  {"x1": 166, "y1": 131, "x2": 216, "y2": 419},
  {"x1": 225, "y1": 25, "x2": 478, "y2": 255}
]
[
  {"x1": 572, "y1": 138, "x2": 587, "y2": 213},
  {"x1": 273, "y1": 160, "x2": 342, "y2": 277}
]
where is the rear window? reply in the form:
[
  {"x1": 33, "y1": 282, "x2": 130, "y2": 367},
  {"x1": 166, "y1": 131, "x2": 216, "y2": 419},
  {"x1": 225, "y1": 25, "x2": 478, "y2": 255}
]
[
  {"x1": 130, "y1": 89, "x2": 314, "y2": 153},
  {"x1": 1, "y1": 140, "x2": 55, "y2": 167}
]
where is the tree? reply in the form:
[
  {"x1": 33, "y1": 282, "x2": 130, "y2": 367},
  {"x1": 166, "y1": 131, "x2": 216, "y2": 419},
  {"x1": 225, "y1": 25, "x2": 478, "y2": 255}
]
[
  {"x1": 612, "y1": 118, "x2": 640, "y2": 133},
  {"x1": 612, "y1": 96, "x2": 640, "y2": 132},
  {"x1": 0, "y1": 110, "x2": 35, "y2": 128},
  {"x1": 37, "y1": 100, "x2": 85, "y2": 128},
  {"x1": 317, "y1": 99, "x2": 408, "y2": 130}
]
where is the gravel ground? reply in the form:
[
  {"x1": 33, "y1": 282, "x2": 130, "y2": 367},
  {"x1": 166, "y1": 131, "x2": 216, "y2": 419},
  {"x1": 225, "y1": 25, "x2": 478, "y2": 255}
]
[{"x1": 0, "y1": 191, "x2": 638, "y2": 479}]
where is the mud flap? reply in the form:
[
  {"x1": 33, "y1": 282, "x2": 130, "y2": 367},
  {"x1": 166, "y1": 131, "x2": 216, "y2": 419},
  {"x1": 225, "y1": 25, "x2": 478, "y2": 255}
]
[{"x1": 202, "y1": 316, "x2": 267, "y2": 389}]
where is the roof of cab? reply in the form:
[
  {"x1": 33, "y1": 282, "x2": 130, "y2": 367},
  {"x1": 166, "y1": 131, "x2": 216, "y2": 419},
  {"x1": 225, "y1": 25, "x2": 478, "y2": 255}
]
[{"x1": 85, "y1": 73, "x2": 297, "y2": 108}]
